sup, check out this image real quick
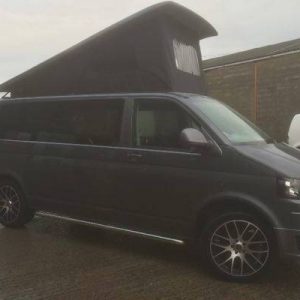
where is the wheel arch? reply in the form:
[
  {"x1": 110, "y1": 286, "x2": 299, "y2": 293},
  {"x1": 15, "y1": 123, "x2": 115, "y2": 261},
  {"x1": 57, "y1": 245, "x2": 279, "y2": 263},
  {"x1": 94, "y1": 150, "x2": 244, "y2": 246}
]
[
  {"x1": 0, "y1": 172, "x2": 26, "y2": 193},
  {"x1": 194, "y1": 193, "x2": 280, "y2": 240}
]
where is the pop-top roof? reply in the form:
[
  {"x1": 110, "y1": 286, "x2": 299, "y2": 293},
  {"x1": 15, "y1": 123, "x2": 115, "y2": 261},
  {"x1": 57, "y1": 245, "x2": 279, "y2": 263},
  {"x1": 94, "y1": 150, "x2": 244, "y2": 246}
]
[{"x1": 0, "y1": 1, "x2": 217, "y2": 97}]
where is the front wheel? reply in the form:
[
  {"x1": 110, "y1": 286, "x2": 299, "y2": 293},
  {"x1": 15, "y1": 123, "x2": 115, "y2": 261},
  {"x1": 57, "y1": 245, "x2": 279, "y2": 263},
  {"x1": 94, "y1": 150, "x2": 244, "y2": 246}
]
[
  {"x1": 0, "y1": 181, "x2": 35, "y2": 228},
  {"x1": 202, "y1": 212, "x2": 275, "y2": 281}
]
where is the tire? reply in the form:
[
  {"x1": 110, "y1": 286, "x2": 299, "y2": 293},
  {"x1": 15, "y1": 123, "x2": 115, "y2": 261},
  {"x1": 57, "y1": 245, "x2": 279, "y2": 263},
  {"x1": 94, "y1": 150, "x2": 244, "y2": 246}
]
[
  {"x1": 0, "y1": 180, "x2": 35, "y2": 228},
  {"x1": 201, "y1": 211, "x2": 275, "y2": 282}
]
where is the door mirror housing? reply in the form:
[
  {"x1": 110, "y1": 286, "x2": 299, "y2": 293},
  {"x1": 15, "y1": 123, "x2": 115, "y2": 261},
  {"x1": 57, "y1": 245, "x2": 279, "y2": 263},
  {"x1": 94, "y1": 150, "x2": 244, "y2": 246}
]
[{"x1": 180, "y1": 128, "x2": 210, "y2": 151}]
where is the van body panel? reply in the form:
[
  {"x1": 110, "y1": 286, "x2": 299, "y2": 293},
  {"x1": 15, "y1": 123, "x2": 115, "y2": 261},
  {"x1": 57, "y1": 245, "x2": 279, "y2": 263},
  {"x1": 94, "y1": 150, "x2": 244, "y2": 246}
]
[{"x1": 1, "y1": 92, "x2": 300, "y2": 263}]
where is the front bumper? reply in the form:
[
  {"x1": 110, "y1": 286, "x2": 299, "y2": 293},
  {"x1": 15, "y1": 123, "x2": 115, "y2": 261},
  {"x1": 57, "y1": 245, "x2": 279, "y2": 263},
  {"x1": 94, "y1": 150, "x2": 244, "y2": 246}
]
[
  {"x1": 273, "y1": 197, "x2": 300, "y2": 262},
  {"x1": 275, "y1": 227, "x2": 300, "y2": 263}
]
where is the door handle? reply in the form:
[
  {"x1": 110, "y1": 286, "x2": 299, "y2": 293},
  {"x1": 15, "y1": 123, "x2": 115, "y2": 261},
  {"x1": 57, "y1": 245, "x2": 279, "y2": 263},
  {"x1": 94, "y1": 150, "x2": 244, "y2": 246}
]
[{"x1": 127, "y1": 152, "x2": 143, "y2": 161}]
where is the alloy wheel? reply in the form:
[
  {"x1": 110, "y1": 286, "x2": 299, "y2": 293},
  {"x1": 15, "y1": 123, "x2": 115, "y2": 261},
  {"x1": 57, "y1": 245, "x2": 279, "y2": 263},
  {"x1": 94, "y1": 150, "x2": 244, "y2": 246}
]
[
  {"x1": 0, "y1": 185, "x2": 21, "y2": 224},
  {"x1": 210, "y1": 220, "x2": 269, "y2": 277}
]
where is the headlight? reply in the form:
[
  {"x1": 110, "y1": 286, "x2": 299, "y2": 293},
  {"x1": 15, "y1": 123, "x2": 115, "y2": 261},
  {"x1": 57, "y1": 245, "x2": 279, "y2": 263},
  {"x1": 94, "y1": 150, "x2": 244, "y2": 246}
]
[{"x1": 277, "y1": 178, "x2": 300, "y2": 199}]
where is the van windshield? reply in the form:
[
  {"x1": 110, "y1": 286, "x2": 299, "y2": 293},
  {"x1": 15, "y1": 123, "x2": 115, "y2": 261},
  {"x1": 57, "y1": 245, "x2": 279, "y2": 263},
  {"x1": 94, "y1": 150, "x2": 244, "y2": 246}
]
[{"x1": 189, "y1": 96, "x2": 269, "y2": 144}]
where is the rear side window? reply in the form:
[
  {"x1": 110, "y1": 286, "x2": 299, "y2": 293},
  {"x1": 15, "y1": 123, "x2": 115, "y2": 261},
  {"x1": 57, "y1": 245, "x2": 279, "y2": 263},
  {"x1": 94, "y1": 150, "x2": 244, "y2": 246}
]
[
  {"x1": 0, "y1": 99, "x2": 124, "y2": 146},
  {"x1": 134, "y1": 98, "x2": 199, "y2": 149},
  {"x1": 72, "y1": 100, "x2": 124, "y2": 146}
]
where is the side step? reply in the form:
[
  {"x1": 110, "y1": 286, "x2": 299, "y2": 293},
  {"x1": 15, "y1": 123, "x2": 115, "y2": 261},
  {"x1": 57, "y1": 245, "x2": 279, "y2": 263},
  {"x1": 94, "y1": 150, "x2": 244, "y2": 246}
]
[{"x1": 36, "y1": 211, "x2": 185, "y2": 245}]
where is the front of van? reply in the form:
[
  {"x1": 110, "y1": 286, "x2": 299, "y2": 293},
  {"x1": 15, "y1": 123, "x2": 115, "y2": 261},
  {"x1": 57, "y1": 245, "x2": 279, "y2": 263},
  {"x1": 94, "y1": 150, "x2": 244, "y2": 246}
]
[{"x1": 184, "y1": 95, "x2": 300, "y2": 269}]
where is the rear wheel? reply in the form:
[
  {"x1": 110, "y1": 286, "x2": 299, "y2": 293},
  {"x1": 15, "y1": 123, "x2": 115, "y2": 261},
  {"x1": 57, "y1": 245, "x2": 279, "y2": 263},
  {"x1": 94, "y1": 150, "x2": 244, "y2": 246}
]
[
  {"x1": 202, "y1": 212, "x2": 274, "y2": 281},
  {"x1": 0, "y1": 181, "x2": 35, "y2": 228}
]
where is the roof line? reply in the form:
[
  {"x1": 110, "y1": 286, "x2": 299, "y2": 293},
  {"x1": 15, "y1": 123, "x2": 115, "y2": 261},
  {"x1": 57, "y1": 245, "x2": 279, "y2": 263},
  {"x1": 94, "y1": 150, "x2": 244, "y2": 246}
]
[
  {"x1": 0, "y1": 91, "x2": 196, "y2": 101},
  {"x1": 203, "y1": 49, "x2": 300, "y2": 71},
  {"x1": 268, "y1": 40, "x2": 300, "y2": 55}
]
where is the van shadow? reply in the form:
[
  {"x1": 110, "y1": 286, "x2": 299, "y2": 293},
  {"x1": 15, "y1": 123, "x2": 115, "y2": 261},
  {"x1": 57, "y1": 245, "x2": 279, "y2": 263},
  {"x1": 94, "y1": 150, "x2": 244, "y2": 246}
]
[
  {"x1": 67, "y1": 222, "x2": 201, "y2": 270},
  {"x1": 66, "y1": 222, "x2": 299, "y2": 284},
  {"x1": 14, "y1": 218, "x2": 300, "y2": 285},
  {"x1": 66, "y1": 222, "x2": 298, "y2": 284}
]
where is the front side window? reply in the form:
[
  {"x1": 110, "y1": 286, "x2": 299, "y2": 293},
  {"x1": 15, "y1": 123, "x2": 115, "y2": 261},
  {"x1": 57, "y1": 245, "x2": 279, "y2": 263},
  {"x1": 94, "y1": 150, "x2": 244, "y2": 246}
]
[
  {"x1": 134, "y1": 99, "x2": 199, "y2": 149},
  {"x1": 190, "y1": 96, "x2": 269, "y2": 144}
]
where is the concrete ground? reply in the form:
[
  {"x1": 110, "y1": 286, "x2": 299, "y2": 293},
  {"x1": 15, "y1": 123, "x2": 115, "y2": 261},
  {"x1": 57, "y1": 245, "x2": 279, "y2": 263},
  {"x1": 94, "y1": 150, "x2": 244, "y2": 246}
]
[{"x1": 0, "y1": 217, "x2": 300, "y2": 300}]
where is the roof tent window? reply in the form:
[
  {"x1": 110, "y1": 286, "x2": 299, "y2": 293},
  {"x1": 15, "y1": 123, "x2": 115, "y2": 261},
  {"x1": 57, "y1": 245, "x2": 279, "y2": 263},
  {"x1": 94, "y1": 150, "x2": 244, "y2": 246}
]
[{"x1": 173, "y1": 39, "x2": 201, "y2": 76}]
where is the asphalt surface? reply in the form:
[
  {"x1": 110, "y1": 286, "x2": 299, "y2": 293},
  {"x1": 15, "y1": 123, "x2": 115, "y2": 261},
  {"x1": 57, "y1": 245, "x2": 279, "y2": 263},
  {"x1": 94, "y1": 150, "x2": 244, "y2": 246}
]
[{"x1": 0, "y1": 217, "x2": 300, "y2": 300}]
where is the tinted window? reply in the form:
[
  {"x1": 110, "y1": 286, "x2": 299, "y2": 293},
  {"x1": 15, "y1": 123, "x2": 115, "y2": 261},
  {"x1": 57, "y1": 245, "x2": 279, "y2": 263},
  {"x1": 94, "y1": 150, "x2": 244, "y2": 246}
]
[
  {"x1": 0, "y1": 103, "x2": 31, "y2": 141},
  {"x1": 0, "y1": 99, "x2": 124, "y2": 146},
  {"x1": 134, "y1": 99, "x2": 198, "y2": 149},
  {"x1": 72, "y1": 100, "x2": 124, "y2": 146}
]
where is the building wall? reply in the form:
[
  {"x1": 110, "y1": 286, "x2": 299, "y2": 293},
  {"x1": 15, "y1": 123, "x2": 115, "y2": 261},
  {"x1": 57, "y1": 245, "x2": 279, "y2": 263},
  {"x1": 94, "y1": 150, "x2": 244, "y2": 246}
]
[{"x1": 204, "y1": 52, "x2": 300, "y2": 142}]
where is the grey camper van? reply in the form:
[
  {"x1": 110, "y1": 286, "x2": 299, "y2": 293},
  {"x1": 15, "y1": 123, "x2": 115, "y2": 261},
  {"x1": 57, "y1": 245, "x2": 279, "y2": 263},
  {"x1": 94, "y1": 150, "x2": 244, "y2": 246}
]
[{"x1": 0, "y1": 2, "x2": 300, "y2": 282}]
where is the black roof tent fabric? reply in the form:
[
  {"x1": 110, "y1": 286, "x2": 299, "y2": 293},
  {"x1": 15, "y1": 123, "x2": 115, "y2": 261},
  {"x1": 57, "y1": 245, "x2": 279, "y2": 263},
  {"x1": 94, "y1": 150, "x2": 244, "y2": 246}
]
[{"x1": 0, "y1": 1, "x2": 217, "y2": 98}]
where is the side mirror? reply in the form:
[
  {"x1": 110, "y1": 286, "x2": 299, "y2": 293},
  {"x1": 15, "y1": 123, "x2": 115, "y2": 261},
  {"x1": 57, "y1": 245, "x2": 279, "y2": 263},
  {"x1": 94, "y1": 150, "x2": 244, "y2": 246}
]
[{"x1": 180, "y1": 128, "x2": 210, "y2": 151}]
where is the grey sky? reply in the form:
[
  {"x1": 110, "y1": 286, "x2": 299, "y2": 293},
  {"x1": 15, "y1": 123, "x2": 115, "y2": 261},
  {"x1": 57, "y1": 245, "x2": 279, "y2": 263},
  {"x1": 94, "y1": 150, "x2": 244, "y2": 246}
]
[{"x1": 0, "y1": 0, "x2": 300, "y2": 84}]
